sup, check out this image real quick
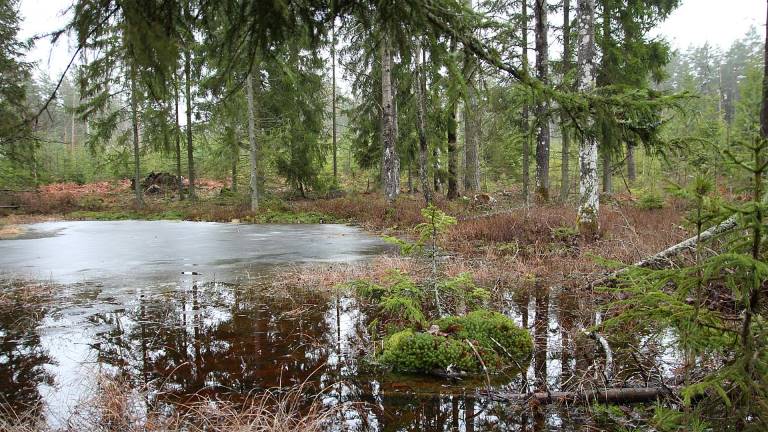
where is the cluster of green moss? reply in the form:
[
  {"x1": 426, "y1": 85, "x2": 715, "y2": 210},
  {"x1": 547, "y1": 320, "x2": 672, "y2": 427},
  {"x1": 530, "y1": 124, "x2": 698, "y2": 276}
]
[{"x1": 380, "y1": 310, "x2": 533, "y2": 374}]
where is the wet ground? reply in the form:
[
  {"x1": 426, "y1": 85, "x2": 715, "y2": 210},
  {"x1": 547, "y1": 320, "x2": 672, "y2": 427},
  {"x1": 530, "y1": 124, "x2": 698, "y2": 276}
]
[{"x1": 0, "y1": 221, "x2": 678, "y2": 430}]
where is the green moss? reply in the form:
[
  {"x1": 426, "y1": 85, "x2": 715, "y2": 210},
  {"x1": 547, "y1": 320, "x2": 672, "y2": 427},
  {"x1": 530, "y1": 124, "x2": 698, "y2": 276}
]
[
  {"x1": 435, "y1": 310, "x2": 533, "y2": 368},
  {"x1": 379, "y1": 310, "x2": 532, "y2": 375},
  {"x1": 380, "y1": 329, "x2": 479, "y2": 373}
]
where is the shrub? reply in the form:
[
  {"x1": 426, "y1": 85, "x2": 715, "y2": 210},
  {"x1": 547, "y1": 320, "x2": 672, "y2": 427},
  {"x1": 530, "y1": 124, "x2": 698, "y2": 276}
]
[{"x1": 637, "y1": 191, "x2": 665, "y2": 210}]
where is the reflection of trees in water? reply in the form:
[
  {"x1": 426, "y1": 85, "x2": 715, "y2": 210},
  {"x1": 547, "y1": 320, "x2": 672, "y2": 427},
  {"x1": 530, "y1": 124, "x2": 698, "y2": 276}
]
[
  {"x1": 0, "y1": 291, "x2": 54, "y2": 412},
  {"x1": 88, "y1": 282, "x2": 333, "y2": 399}
]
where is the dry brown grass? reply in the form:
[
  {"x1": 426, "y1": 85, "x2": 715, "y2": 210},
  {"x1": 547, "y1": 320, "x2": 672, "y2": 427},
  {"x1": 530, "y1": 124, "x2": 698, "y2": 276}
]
[
  {"x1": 290, "y1": 193, "x2": 469, "y2": 231},
  {"x1": 2, "y1": 374, "x2": 344, "y2": 432}
]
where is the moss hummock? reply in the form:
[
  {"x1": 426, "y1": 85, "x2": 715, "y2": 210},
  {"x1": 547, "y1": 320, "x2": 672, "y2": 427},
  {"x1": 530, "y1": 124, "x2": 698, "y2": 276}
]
[{"x1": 379, "y1": 310, "x2": 533, "y2": 375}]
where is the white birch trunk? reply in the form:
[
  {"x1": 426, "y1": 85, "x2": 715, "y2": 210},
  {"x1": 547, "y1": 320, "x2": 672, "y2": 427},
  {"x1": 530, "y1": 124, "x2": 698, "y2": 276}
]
[{"x1": 576, "y1": 0, "x2": 599, "y2": 236}]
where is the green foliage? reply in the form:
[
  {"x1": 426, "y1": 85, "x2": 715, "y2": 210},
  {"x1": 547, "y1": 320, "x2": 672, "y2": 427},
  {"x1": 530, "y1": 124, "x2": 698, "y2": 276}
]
[
  {"x1": 636, "y1": 190, "x2": 665, "y2": 210},
  {"x1": 604, "y1": 134, "x2": 768, "y2": 429},
  {"x1": 386, "y1": 204, "x2": 457, "y2": 255},
  {"x1": 551, "y1": 225, "x2": 579, "y2": 242},
  {"x1": 379, "y1": 310, "x2": 533, "y2": 374}
]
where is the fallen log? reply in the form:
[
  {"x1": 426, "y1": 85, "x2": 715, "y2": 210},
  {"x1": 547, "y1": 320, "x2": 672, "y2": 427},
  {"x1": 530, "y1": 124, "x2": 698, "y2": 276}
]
[
  {"x1": 592, "y1": 215, "x2": 738, "y2": 287},
  {"x1": 0, "y1": 205, "x2": 20, "y2": 209},
  {"x1": 486, "y1": 387, "x2": 674, "y2": 405}
]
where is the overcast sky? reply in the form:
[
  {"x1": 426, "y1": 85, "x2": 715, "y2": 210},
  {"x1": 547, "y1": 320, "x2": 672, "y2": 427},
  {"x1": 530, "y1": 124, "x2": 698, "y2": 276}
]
[{"x1": 19, "y1": 0, "x2": 767, "y2": 81}]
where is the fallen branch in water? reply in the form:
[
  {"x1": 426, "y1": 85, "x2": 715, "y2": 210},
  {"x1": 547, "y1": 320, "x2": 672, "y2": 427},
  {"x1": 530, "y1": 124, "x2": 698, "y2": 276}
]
[{"x1": 484, "y1": 386, "x2": 675, "y2": 405}]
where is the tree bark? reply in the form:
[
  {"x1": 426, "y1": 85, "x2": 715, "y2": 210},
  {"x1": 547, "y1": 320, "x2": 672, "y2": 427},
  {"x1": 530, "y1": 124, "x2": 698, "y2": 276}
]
[
  {"x1": 534, "y1": 0, "x2": 551, "y2": 202},
  {"x1": 447, "y1": 103, "x2": 459, "y2": 199},
  {"x1": 576, "y1": 0, "x2": 599, "y2": 237},
  {"x1": 521, "y1": 0, "x2": 531, "y2": 203},
  {"x1": 602, "y1": 149, "x2": 612, "y2": 194},
  {"x1": 414, "y1": 39, "x2": 432, "y2": 205},
  {"x1": 381, "y1": 32, "x2": 400, "y2": 203},
  {"x1": 174, "y1": 75, "x2": 184, "y2": 200},
  {"x1": 560, "y1": 0, "x2": 572, "y2": 201},
  {"x1": 184, "y1": 48, "x2": 196, "y2": 201},
  {"x1": 331, "y1": 25, "x2": 338, "y2": 180},
  {"x1": 463, "y1": 0, "x2": 481, "y2": 193},
  {"x1": 231, "y1": 126, "x2": 239, "y2": 192},
  {"x1": 434, "y1": 146, "x2": 442, "y2": 192},
  {"x1": 246, "y1": 70, "x2": 259, "y2": 211},
  {"x1": 129, "y1": 63, "x2": 143, "y2": 207},
  {"x1": 627, "y1": 143, "x2": 636, "y2": 182}
]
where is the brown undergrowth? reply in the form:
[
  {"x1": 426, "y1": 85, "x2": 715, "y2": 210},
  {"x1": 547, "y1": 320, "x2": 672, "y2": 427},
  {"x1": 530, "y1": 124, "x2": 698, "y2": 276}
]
[{"x1": 2, "y1": 374, "x2": 342, "y2": 432}]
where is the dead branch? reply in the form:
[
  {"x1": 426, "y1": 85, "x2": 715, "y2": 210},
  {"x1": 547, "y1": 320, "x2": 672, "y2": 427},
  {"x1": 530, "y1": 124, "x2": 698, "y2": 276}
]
[
  {"x1": 592, "y1": 215, "x2": 739, "y2": 287},
  {"x1": 485, "y1": 386, "x2": 675, "y2": 405}
]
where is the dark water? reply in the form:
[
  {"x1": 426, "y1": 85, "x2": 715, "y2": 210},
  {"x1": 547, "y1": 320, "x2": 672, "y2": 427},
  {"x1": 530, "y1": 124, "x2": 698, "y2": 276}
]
[{"x1": 0, "y1": 221, "x2": 679, "y2": 430}]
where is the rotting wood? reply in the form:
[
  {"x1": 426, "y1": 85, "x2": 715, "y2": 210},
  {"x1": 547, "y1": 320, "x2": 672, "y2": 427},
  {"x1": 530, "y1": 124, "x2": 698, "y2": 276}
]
[{"x1": 484, "y1": 386, "x2": 674, "y2": 405}]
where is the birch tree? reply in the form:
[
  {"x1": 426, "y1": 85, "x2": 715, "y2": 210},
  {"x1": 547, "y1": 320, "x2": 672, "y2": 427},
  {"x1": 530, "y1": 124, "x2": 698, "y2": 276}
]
[{"x1": 576, "y1": 0, "x2": 599, "y2": 236}]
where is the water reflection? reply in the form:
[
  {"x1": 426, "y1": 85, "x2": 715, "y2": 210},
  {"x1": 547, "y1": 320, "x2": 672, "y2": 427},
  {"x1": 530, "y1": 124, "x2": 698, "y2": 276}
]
[
  {"x1": 0, "y1": 289, "x2": 54, "y2": 413},
  {"x1": 0, "y1": 274, "x2": 671, "y2": 431}
]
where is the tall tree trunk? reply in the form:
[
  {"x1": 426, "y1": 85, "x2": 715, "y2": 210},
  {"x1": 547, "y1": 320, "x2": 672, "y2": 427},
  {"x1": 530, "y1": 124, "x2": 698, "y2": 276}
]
[
  {"x1": 184, "y1": 49, "x2": 196, "y2": 200},
  {"x1": 576, "y1": 0, "x2": 599, "y2": 237},
  {"x1": 129, "y1": 63, "x2": 143, "y2": 207},
  {"x1": 381, "y1": 32, "x2": 400, "y2": 203},
  {"x1": 331, "y1": 25, "x2": 338, "y2": 180},
  {"x1": 231, "y1": 126, "x2": 239, "y2": 192},
  {"x1": 414, "y1": 39, "x2": 432, "y2": 205},
  {"x1": 560, "y1": 0, "x2": 572, "y2": 201},
  {"x1": 434, "y1": 146, "x2": 442, "y2": 192},
  {"x1": 463, "y1": 0, "x2": 481, "y2": 193},
  {"x1": 599, "y1": 1, "x2": 612, "y2": 196},
  {"x1": 521, "y1": 0, "x2": 531, "y2": 203},
  {"x1": 626, "y1": 143, "x2": 636, "y2": 182},
  {"x1": 174, "y1": 76, "x2": 184, "y2": 200},
  {"x1": 247, "y1": 70, "x2": 259, "y2": 211},
  {"x1": 447, "y1": 104, "x2": 459, "y2": 199},
  {"x1": 602, "y1": 149, "x2": 612, "y2": 194},
  {"x1": 534, "y1": 0, "x2": 551, "y2": 202}
]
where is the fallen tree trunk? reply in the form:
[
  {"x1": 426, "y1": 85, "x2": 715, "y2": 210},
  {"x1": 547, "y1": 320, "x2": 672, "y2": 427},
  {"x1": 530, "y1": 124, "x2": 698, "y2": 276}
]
[
  {"x1": 592, "y1": 215, "x2": 738, "y2": 287},
  {"x1": 486, "y1": 387, "x2": 674, "y2": 405}
]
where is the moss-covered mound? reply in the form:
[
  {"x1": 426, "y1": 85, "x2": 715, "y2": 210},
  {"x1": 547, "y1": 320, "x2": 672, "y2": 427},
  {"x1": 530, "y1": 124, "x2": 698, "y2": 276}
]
[{"x1": 379, "y1": 310, "x2": 533, "y2": 374}]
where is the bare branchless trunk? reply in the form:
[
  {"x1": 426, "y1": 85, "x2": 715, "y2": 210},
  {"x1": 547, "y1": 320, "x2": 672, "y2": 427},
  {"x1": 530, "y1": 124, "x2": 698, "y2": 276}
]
[
  {"x1": 463, "y1": 0, "x2": 481, "y2": 193},
  {"x1": 247, "y1": 70, "x2": 259, "y2": 211},
  {"x1": 433, "y1": 146, "x2": 442, "y2": 192},
  {"x1": 560, "y1": 0, "x2": 572, "y2": 201},
  {"x1": 627, "y1": 143, "x2": 636, "y2": 182},
  {"x1": 602, "y1": 149, "x2": 612, "y2": 194},
  {"x1": 174, "y1": 76, "x2": 184, "y2": 200},
  {"x1": 331, "y1": 25, "x2": 338, "y2": 180},
  {"x1": 576, "y1": 0, "x2": 599, "y2": 237},
  {"x1": 184, "y1": 49, "x2": 196, "y2": 201},
  {"x1": 231, "y1": 126, "x2": 239, "y2": 192},
  {"x1": 534, "y1": 0, "x2": 551, "y2": 202},
  {"x1": 414, "y1": 39, "x2": 432, "y2": 204},
  {"x1": 380, "y1": 32, "x2": 399, "y2": 203},
  {"x1": 130, "y1": 63, "x2": 143, "y2": 207},
  {"x1": 521, "y1": 0, "x2": 530, "y2": 203},
  {"x1": 447, "y1": 104, "x2": 459, "y2": 199}
]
